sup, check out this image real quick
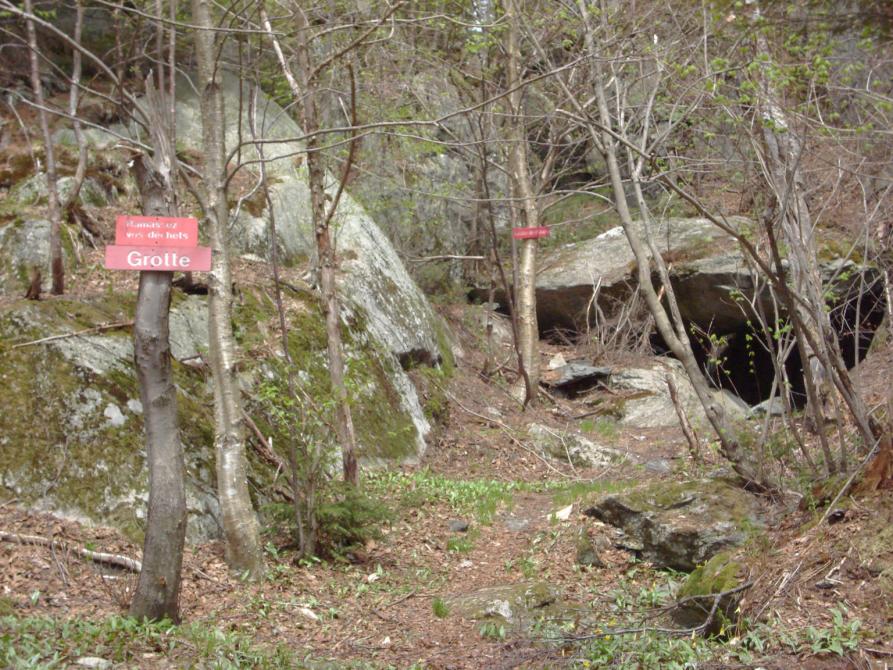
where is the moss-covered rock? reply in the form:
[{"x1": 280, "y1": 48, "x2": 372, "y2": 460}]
[
  {"x1": 672, "y1": 550, "x2": 747, "y2": 633},
  {"x1": 0, "y1": 285, "x2": 431, "y2": 542},
  {"x1": 584, "y1": 479, "x2": 763, "y2": 571},
  {"x1": 448, "y1": 581, "x2": 566, "y2": 630}
]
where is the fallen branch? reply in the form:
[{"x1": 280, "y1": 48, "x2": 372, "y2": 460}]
[
  {"x1": 12, "y1": 321, "x2": 134, "y2": 349},
  {"x1": 446, "y1": 390, "x2": 574, "y2": 479},
  {"x1": 0, "y1": 530, "x2": 142, "y2": 572},
  {"x1": 406, "y1": 254, "x2": 486, "y2": 263},
  {"x1": 566, "y1": 581, "x2": 753, "y2": 640}
]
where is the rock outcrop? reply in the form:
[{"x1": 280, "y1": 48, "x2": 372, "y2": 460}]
[
  {"x1": 584, "y1": 479, "x2": 763, "y2": 571},
  {"x1": 0, "y1": 287, "x2": 432, "y2": 542},
  {"x1": 171, "y1": 73, "x2": 448, "y2": 367}
]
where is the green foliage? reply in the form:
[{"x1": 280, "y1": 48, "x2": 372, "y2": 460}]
[
  {"x1": 316, "y1": 484, "x2": 392, "y2": 555},
  {"x1": 446, "y1": 531, "x2": 476, "y2": 554},
  {"x1": 0, "y1": 615, "x2": 302, "y2": 669},
  {"x1": 583, "y1": 632, "x2": 712, "y2": 670},
  {"x1": 367, "y1": 470, "x2": 518, "y2": 525},
  {"x1": 432, "y1": 598, "x2": 450, "y2": 619},
  {"x1": 478, "y1": 621, "x2": 507, "y2": 641}
]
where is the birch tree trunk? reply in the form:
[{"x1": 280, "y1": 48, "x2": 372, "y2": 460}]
[
  {"x1": 505, "y1": 0, "x2": 539, "y2": 405},
  {"x1": 752, "y1": 13, "x2": 838, "y2": 473},
  {"x1": 192, "y1": 0, "x2": 263, "y2": 577},
  {"x1": 24, "y1": 0, "x2": 64, "y2": 295}
]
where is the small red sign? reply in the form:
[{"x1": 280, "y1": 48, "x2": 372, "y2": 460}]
[
  {"x1": 115, "y1": 215, "x2": 198, "y2": 247},
  {"x1": 512, "y1": 226, "x2": 551, "y2": 240},
  {"x1": 104, "y1": 245, "x2": 212, "y2": 271}
]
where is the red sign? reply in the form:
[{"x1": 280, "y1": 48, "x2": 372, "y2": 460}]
[
  {"x1": 512, "y1": 227, "x2": 551, "y2": 240},
  {"x1": 106, "y1": 214, "x2": 210, "y2": 272},
  {"x1": 105, "y1": 245, "x2": 212, "y2": 271},
  {"x1": 115, "y1": 215, "x2": 198, "y2": 246}
]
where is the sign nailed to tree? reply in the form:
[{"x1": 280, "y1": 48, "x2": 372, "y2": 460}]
[
  {"x1": 512, "y1": 226, "x2": 550, "y2": 240},
  {"x1": 105, "y1": 215, "x2": 212, "y2": 271}
]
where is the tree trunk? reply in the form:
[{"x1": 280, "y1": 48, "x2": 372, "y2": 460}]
[
  {"x1": 505, "y1": 0, "x2": 539, "y2": 405},
  {"x1": 266, "y1": 5, "x2": 360, "y2": 486},
  {"x1": 192, "y1": 0, "x2": 263, "y2": 577},
  {"x1": 128, "y1": 156, "x2": 186, "y2": 623},
  {"x1": 24, "y1": 0, "x2": 64, "y2": 295}
]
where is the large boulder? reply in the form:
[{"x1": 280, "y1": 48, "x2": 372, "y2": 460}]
[
  {"x1": 0, "y1": 288, "x2": 430, "y2": 542},
  {"x1": 607, "y1": 357, "x2": 748, "y2": 429},
  {"x1": 584, "y1": 479, "x2": 763, "y2": 571},
  {"x1": 536, "y1": 217, "x2": 743, "y2": 332},
  {"x1": 0, "y1": 176, "x2": 111, "y2": 294},
  {"x1": 171, "y1": 73, "x2": 448, "y2": 367},
  {"x1": 448, "y1": 581, "x2": 566, "y2": 631}
]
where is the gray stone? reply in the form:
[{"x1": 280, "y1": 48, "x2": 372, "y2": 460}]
[
  {"x1": 644, "y1": 459, "x2": 672, "y2": 474},
  {"x1": 448, "y1": 519, "x2": 470, "y2": 533},
  {"x1": 748, "y1": 396, "x2": 785, "y2": 417},
  {"x1": 448, "y1": 582, "x2": 563, "y2": 629},
  {"x1": 103, "y1": 403, "x2": 126, "y2": 427},
  {"x1": 0, "y1": 219, "x2": 69, "y2": 295},
  {"x1": 169, "y1": 295, "x2": 210, "y2": 361},
  {"x1": 3, "y1": 174, "x2": 109, "y2": 211},
  {"x1": 536, "y1": 218, "x2": 742, "y2": 331},
  {"x1": 0, "y1": 288, "x2": 433, "y2": 543},
  {"x1": 584, "y1": 479, "x2": 762, "y2": 571},
  {"x1": 607, "y1": 358, "x2": 747, "y2": 429},
  {"x1": 545, "y1": 362, "x2": 612, "y2": 391},
  {"x1": 504, "y1": 516, "x2": 530, "y2": 532},
  {"x1": 575, "y1": 528, "x2": 606, "y2": 568},
  {"x1": 527, "y1": 423, "x2": 627, "y2": 469}
]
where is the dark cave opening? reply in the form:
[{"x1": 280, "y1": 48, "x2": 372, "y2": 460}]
[{"x1": 655, "y1": 275, "x2": 888, "y2": 407}]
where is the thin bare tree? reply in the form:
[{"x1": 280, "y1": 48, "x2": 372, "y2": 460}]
[{"x1": 191, "y1": 0, "x2": 264, "y2": 577}]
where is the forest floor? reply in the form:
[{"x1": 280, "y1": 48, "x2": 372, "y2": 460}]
[{"x1": 2, "y1": 300, "x2": 893, "y2": 669}]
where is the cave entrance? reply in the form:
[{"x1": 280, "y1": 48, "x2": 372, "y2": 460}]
[{"x1": 653, "y1": 275, "x2": 887, "y2": 407}]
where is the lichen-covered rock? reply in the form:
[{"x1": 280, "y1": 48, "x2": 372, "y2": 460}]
[
  {"x1": 527, "y1": 423, "x2": 627, "y2": 468},
  {"x1": 536, "y1": 218, "x2": 742, "y2": 331},
  {"x1": 607, "y1": 358, "x2": 748, "y2": 429},
  {"x1": 0, "y1": 287, "x2": 430, "y2": 542},
  {"x1": 575, "y1": 527, "x2": 606, "y2": 568},
  {"x1": 672, "y1": 550, "x2": 747, "y2": 632},
  {"x1": 584, "y1": 479, "x2": 762, "y2": 571},
  {"x1": 448, "y1": 581, "x2": 564, "y2": 630},
  {"x1": 171, "y1": 73, "x2": 448, "y2": 367},
  {"x1": 1, "y1": 174, "x2": 109, "y2": 213}
]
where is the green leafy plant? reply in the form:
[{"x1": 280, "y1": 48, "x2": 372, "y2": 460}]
[
  {"x1": 478, "y1": 621, "x2": 507, "y2": 641},
  {"x1": 432, "y1": 598, "x2": 450, "y2": 619}
]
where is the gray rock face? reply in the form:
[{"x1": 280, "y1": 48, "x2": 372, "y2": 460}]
[
  {"x1": 0, "y1": 175, "x2": 111, "y2": 294},
  {"x1": 584, "y1": 479, "x2": 762, "y2": 571},
  {"x1": 0, "y1": 289, "x2": 431, "y2": 542},
  {"x1": 171, "y1": 73, "x2": 447, "y2": 367},
  {"x1": 0, "y1": 219, "x2": 55, "y2": 295},
  {"x1": 536, "y1": 218, "x2": 741, "y2": 331},
  {"x1": 527, "y1": 423, "x2": 627, "y2": 468},
  {"x1": 607, "y1": 357, "x2": 748, "y2": 429}
]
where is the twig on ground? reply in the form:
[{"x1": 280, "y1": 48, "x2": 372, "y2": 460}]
[
  {"x1": 12, "y1": 321, "x2": 134, "y2": 348},
  {"x1": 446, "y1": 391, "x2": 574, "y2": 479},
  {"x1": 566, "y1": 582, "x2": 753, "y2": 641},
  {"x1": 0, "y1": 529, "x2": 142, "y2": 572}
]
